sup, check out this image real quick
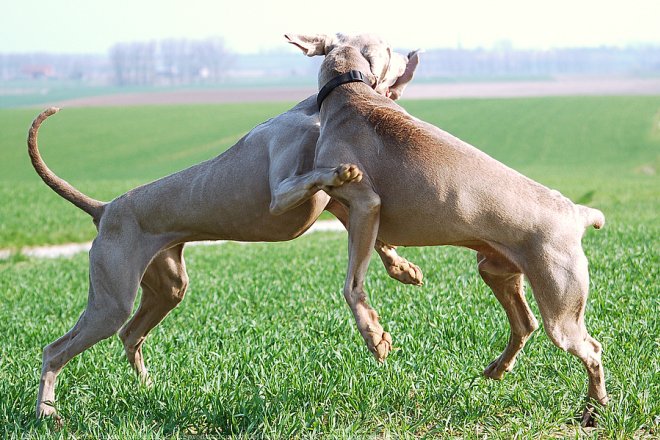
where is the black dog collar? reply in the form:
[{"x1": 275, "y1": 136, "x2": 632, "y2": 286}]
[{"x1": 317, "y1": 70, "x2": 371, "y2": 109}]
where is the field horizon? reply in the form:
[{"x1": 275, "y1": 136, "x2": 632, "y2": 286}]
[{"x1": 2, "y1": 75, "x2": 659, "y2": 110}]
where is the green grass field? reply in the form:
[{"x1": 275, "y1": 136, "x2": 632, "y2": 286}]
[
  {"x1": 0, "y1": 97, "x2": 658, "y2": 437},
  {"x1": 1, "y1": 96, "x2": 658, "y2": 247}
]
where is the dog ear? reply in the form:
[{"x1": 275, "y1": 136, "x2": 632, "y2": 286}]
[
  {"x1": 362, "y1": 45, "x2": 393, "y2": 87},
  {"x1": 388, "y1": 49, "x2": 421, "y2": 100},
  {"x1": 285, "y1": 33, "x2": 334, "y2": 56}
]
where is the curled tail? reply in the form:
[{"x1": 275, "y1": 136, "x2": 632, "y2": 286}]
[
  {"x1": 578, "y1": 205, "x2": 605, "y2": 230},
  {"x1": 28, "y1": 108, "x2": 105, "y2": 223}
]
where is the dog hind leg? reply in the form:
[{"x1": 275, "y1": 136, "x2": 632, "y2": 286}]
[
  {"x1": 119, "y1": 244, "x2": 188, "y2": 385},
  {"x1": 36, "y1": 237, "x2": 151, "y2": 421},
  {"x1": 527, "y1": 247, "x2": 608, "y2": 427}
]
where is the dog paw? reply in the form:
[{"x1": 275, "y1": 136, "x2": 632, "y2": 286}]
[
  {"x1": 580, "y1": 405, "x2": 598, "y2": 427},
  {"x1": 37, "y1": 403, "x2": 63, "y2": 427},
  {"x1": 387, "y1": 259, "x2": 423, "y2": 286},
  {"x1": 483, "y1": 357, "x2": 512, "y2": 380},
  {"x1": 139, "y1": 372, "x2": 154, "y2": 388},
  {"x1": 332, "y1": 164, "x2": 363, "y2": 186},
  {"x1": 580, "y1": 396, "x2": 608, "y2": 427},
  {"x1": 369, "y1": 331, "x2": 392, "y2": 362}
]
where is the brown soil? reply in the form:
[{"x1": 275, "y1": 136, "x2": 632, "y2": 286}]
[{"x1": 47, "y1": 77, "x2": 660, "y2": 108}]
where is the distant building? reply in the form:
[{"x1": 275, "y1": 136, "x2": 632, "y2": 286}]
[{"x1": 21, "y1": 65, "x2": 55, "y2": 79}]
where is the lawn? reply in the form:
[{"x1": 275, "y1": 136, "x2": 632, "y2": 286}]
[{"x1": 0, "y1": 97, "x2": 658, "y2": 437}]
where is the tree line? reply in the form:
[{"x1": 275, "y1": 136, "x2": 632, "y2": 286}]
[
  {"x1": 109, "y1": 38, "x2": 233, "y2": 86},
  {"x1": 2, "y1": 42, "x2": 659, "y2": 85}
]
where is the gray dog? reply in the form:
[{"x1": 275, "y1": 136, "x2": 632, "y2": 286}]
[
  {"x1": 29, "y1": 33, "x2": 420, "y2": 421},
  {"x1": 274, "y1": 35, "x2": 608, "y2": 426}
]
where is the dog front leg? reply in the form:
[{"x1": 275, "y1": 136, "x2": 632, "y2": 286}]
[
  {"x1": 326, "y1": 199, "x2": 423, "y2": 286},
  {"x1": 269, "y1": 164, "x2": 362, "y2": 215},
  {"x1": 328, "y1": 184, "x2": 392, "y2": 361},
  {"x1": 477, "y1": 252, "x2": 538, "y2": 380},
  {"x1": 375, "y1": 242, "x2": 423, "y2": 286}
]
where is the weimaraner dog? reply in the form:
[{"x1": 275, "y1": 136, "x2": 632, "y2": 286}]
[
  {"x1": 276, "y1": 34, "x2": 608, "y2": 426},
  {"x1": 29, "y1": 33, "x2": 421, "y2": 421}
]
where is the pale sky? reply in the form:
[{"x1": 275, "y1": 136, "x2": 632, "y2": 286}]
[{"x1": 2, "y1": 0, "x2": 660, "y2": 54}]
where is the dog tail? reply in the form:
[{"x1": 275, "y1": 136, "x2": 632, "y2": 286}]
[
  {"x1": 578, "y1": 205, "x2": 605, "y2": 230},
  {"x1": 28, "y1": 108, "x2": 105, "y2": 223}
]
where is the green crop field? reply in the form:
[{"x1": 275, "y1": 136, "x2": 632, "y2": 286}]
[{"x1": 0, "y1": 96, "x2": 658, "y2": 438}]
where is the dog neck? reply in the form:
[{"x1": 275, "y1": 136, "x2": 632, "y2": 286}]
[
  {"x1": 317, "y1": 70, "x2": 371, "y2": 109},
  {"x1": 317, "y1": 46, "x2": 378, "y2": 120}
]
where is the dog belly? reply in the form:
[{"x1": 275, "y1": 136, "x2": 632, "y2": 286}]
[
  {"x1": 235, "y1": 200, "x2": 327, "y2": 241},
  {"x1": 376, "y1": 212, "x2": 475, "y2": 247},
  {"x1": 185, "y1": 195, "x2": 328, "y2": 243},
  {"x1": 373, "y1": 185, "x2": 539, "y2": 249}
]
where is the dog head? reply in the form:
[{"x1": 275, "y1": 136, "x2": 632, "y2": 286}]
[{"x1": 285, "y1": 33, "x2": 420, "y2": 100}]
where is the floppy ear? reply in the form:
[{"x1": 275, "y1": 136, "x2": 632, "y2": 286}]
[
  {"x1": 388, "y1": 49, "x2": 421, "y2": 100},
  {"x1": 362, "y1": 45, "x2": 392, "y2": 87},
  {"x1": 285, "y1": 33, "x2": 334, "y2": 56}
]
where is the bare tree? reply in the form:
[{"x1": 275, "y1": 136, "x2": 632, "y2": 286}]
[{"x1": 110, "y1": 37, "x2": 232, "y2": 86}]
